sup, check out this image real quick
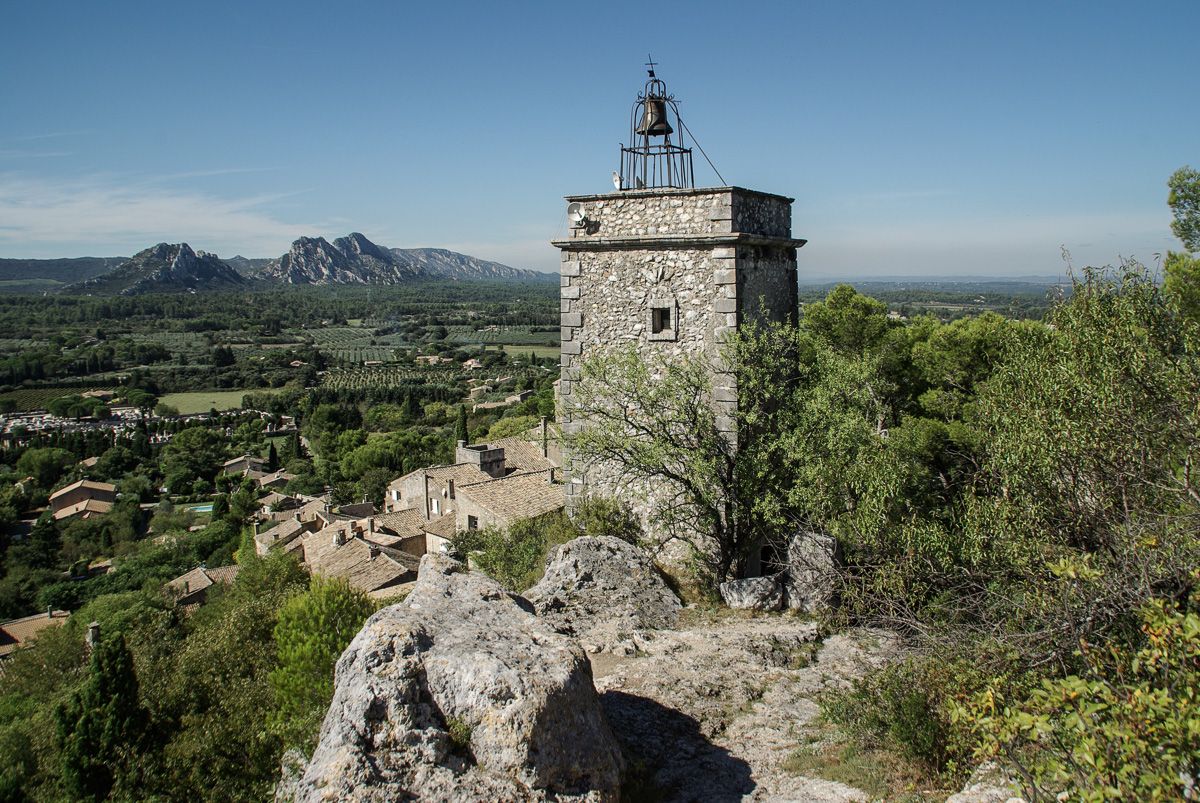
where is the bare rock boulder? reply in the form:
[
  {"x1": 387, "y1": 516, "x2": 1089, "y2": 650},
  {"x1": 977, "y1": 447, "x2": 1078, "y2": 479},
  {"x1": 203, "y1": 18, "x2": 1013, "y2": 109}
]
[
  {"x1": 292, "y1": 553, "x2": 624, "y2": 802},
  {"x1": 720, "y1": 573, "x2": 785, "y2": 611},
  {"x1": 783, "y1": 528, "x2": 837, "y2": 613},
  {"x1": 524, "y1": 536, "x2": 681, "y2": 648}
]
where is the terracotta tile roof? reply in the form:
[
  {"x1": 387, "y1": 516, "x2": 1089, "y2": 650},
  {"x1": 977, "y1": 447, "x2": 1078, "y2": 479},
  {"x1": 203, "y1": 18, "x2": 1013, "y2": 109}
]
[
  {"x1": 204, "y1": 565, "x2": 241, "y2": 585},
  {"x1": 422, "y1": 511, "x2": 457, "y2": 539},
  {"x1": 364, "y1": 532, "x2": 403, "y2": 548},
  {"x1": 49, "y1": 479, "x2": 116, "y2": 503},
  {"x1": 259, "y1": 491, "x2": 291, "y2": 509},
  {"x1": 424, "y1": 463, "x2": 495, "y2": 486},
  {"x1": 373, "y1": 509, "x2": 425, "y2": 539},
  {"x1": 257, "y1": 470, "x2": 296, "y2": 488},
  {"x1": 309, "y1": 538, "x2": 418, "y2": 594},
  {"x1": 488, "y1": 437, "x2": 555, "y2": 473},
  {"x1": 336, "y1": 502, "x2": 377, "y2": 518},
  {"x1": 165, "y1": 565, "x2": 240, "y2": 600},
  {"x1": 0, "y1": 610, "x2": 69, "y2": 659},
  {"x1": 272, "y1": 517, "x2": 309, "y2": 542},
  {"x1": 52, "y1": 499, "x2": 114, "y2": 521},
  {"x1": 166, "y1": 566, "x2": 213, "y2": 597},
  {"x1": 457, "y1": 470, "x2": 565, "y2": 524},
  {"x1": 396, "y1": 460, "x2": 494, "y2": 484}
]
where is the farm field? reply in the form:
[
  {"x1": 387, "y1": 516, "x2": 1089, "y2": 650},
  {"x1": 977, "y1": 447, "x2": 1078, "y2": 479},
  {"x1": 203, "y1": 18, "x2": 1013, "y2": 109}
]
[
  {"x1": 446, "y1": 325, "x2": 557, "y2": 346},
  {"x1": 159, "y1": 389, "x2": 279, "y2": 414},
  {"x1": 496, "y1": 344, "x2": 560, "y2": 359},
  {"x1": 0, "y1": 386, "x2": 115, "y2": 412}
]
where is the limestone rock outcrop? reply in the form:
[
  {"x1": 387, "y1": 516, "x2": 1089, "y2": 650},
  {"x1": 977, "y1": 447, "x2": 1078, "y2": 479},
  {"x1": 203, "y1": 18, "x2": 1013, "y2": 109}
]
[
  {"x1": 782, "y1": 529, "x2": 837, "y2": 613},
  {"x1": 720, "y1": 574, "x2": 785, "y2": 611},
  {"x1": 291, "y1": 553, "x2": 624, "y2": 802},
  {"x1": 523, "y1": 536, "x2": 681, "y2": 649}
]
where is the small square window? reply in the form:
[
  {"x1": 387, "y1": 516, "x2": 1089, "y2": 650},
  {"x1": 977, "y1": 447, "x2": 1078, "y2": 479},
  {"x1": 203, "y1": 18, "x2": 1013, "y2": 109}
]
[
  {"x1": 647, "y1": 298, "x2": 677, "y2": 341},
  {"x1": 467, "y1": 515, "x2": 479, "y2": 531}
]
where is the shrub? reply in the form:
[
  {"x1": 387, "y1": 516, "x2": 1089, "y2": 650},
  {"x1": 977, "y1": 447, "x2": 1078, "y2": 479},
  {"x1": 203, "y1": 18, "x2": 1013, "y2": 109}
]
[
  {"x1": 269, "y1": 576, "x2": 376, "y2": 751},
  {"x1": 450, "y1": 512, "x2": 578, "y2": 592},
  {"x1": 968, "y1": 580, "x2": 1200, "y2": 801}
]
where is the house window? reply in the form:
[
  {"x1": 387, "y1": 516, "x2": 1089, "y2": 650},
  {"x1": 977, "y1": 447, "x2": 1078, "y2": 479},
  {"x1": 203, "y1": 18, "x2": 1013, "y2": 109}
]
[
  {"x1": 448, "y1": 480, "x2": 455, "y2": 499},
  {"x1": 648, "y1": 297, "x2": 677, "y2": 341},
  {"x1": 467, "y1": 515, "x2": 479, "y2": 531},
  {"x1": 432, "y1": 498, "x2": 441, "y2": 515}
]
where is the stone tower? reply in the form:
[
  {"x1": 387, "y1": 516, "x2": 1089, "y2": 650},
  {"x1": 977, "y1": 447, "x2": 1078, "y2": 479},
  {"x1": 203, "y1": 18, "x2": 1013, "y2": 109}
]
[{"x1": 551, "y1": 68, "x2": 806, "y2": 522}]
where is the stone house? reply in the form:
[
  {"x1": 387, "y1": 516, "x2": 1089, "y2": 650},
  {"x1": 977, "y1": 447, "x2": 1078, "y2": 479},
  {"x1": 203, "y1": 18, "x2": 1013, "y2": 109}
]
[
  {"x1": 49, "y1": 479, "x2": 116, "y2": 521},
  {"x1": 299, "y1": 518, "x2": 419, "y2": 598},
  {"x1": 378, "y1": 434, "x2": 565, "y2": 554},
  {"x1": 222, "y1": 454, "x2": 266, "y2": 476},
  {"x1": 382, "y1": 437, "x2": 558, "y2": 519},
  {"x1": 257, "y1": 469, "x2": 296, "y2": 490},
  {"x1": 165, "y1": 564, "x2": 241, "y2": 607},
  {"x1": 454, "y1": 469, "x2": 565, "y2": 533},
  {"x1": 254, "y1": 516, "x2": 313, "y2": 556}
]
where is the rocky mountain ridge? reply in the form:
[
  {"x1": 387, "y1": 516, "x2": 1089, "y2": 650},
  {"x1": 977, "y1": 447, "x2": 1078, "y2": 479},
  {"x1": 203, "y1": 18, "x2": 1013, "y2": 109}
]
[
  {"x1": 48, "y1": 232, "x2": 550, "y2": 294},
  {"x1": 260, "y1": 232, "x2": 548, "y2": 285},
  {"x1": 60, "y1": 243, "x2": 246, "y2": 296}
]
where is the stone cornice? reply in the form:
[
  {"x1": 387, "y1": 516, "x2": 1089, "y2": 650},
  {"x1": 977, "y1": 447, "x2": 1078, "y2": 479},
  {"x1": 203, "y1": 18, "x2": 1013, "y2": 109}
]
[
  {"x1": 551, "y1": 233, "x2": 808, "y2": 251},
  {"x1": 562, "y1": 186, "x2": 795, "y2": 204}
]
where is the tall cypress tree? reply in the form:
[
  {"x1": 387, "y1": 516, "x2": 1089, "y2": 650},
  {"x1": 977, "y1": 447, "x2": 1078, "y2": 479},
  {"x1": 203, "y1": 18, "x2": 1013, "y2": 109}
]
[
  {"x1": 55, "y1": 634, "x2": 146, "y2": 801},
  {"x1": 455, "y1": 405, "x2": 469, "y2": 445}
]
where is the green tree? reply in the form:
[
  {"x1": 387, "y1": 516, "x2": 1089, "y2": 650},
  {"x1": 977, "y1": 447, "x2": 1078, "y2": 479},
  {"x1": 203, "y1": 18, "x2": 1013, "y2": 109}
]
[
  {"x1": 269, "y1": 577, "x2": 375, "y2": 750},
  {"x1": 1168, "y1": 165, "x2": 1200, "y2": 251},
  {"x1": 16, "y1": 448, "x2": 74, "y2": 489},
  {"x1": 160, "y1": 426, "x2": 227, "y2": 494},
  {"x1": 568, "y1": 322, "x2": 803, "y2": 585},
  {"x1": 54, "y1": 634, "x2": 146, "y2": 801},
  {"x1": 1165, "y1": 167, "x2": 1200, "y2": 323},
  {"x1": 455, "y1": 404, "x2": 469, "y2": 444}
]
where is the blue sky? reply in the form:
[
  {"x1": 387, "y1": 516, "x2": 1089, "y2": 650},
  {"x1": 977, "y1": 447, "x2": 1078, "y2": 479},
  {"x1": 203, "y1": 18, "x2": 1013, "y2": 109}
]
[{"x1": 1, "y1": 0, "x2": 1196, "y2": 277}]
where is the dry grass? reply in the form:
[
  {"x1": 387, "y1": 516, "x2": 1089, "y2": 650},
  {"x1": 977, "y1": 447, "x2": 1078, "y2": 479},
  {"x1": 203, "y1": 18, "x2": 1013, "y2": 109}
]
[{"x1": 783, "y1": 723, "x2": 952, "y2": 802}]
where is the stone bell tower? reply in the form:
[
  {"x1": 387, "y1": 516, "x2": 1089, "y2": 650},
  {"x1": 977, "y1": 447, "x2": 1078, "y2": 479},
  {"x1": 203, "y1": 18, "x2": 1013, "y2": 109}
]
[{"x1": 552, "y1": 65, "x2": 806, "y2": 518}]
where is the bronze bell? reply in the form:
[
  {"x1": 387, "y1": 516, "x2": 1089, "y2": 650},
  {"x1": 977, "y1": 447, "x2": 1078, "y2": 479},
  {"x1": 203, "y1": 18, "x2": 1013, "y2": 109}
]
[{"x1": 636, "y1": 99, "x2": 674, "y2": 137}]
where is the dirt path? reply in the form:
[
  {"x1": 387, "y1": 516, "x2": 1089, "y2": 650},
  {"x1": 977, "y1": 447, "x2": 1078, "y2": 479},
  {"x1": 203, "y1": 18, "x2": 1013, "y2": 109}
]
[{"x1": 588, "y1": 616, "x2": 903, "y2": 802}]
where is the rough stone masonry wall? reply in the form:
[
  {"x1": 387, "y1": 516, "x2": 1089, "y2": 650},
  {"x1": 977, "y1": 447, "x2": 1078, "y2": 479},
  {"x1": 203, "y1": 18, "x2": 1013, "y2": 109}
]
[
  {"x1": 564, "y1": 188, "x2": 735, "y2": 238},
  {"x1": 556, "y1": 187, "x2": 798, "y2": 559}
]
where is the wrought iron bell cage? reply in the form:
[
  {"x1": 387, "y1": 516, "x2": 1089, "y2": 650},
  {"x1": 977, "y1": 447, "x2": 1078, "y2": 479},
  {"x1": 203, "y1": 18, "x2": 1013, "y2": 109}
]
[{"x1": 619, "y1": 70, "x2": 695, "y2": 191}]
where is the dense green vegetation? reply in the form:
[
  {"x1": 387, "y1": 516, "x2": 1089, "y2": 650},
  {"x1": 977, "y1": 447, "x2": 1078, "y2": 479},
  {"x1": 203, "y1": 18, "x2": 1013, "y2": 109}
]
[
  {"x1": 572, "y1": 253, "x2": 1199, "y2": 797},
  {"x1": 0, "y1": 545, "x2": 379, "y2": 801},
  {"x1": 2, "y1": 173, "x2": 1195, "y2": 801},
  {"x1": 0, "y1": 283, "x2": 558, "y2": 400}
]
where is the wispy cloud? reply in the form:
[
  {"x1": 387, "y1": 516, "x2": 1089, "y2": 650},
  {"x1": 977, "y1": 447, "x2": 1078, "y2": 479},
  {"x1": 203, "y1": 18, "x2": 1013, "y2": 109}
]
[
  {"x1": 0, "y1": 173, "x2": 321, "y2": 258},
  {"x1": 10, "y1": 130, "x2": 94, "y2": 142},
  {"x1": 0, "y1": 149, "x2": 73, "y2": 159},
  {"x1": 142, "y1": 166, "x2": 284, "y2": 184}
]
